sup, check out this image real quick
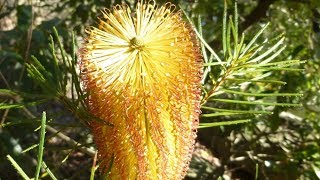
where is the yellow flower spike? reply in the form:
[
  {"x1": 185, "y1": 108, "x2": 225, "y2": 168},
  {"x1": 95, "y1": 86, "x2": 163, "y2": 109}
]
[{"x1": 79, "y1": 1, "x2": 203, "y2": 179}]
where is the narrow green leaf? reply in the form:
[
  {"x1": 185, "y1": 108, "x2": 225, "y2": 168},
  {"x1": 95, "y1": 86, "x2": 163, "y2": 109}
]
[
  {"x1": 201, "y1": 106, "x2": 272, "y2": 114},
  {"x1": 222, "y1": 0, "x2": 227, "y2": 56},
  {"x1": 259, "y1": 45, "x2": 286, "y2": 65},
  {"x1": 255, "y1": 164, "x2": 259, "y2": 180},
  {"x1": 70, "y1": 31, "x2": 78, "y2": 101},
  {"x1": 235, "y1": 44, "x2": 253, "y2": 64},
  {"x1": 201, "y1": 111, "x2": 268, "y2": 117},
  {"x1": 30, "y1": 56, "x2": 46, "y2": 72},
  {"x1": 227, "y1": 17, "x2": 232, "y2": 60},
  {"x1": 42, "y1": 162, "x2": 58, "y2": 180},
  {"x1": 72, "y1": 31, "x2": 76, "y2": 64},
  {"x1": 49, "y1": 35, "x2": 61, "y2": 90},
  {"x1": 226, "y1": 78, "x2": 287, "y2": 85},
  {"x1": 0, "y1": 89, "x2": 53, "y2": 99},
  {"x1": 0, "y1": 89, "x2": 18, "y2": 96},
  {"x1": 53, "y1": 27, "x2": 67, "y2": 69},
  {"x1": 312, "y1": 164, "x2": 320, "y2": 179},
  {"x1": 232, "y1": 0, "x2": 239, "y2": 58},
  {"x1": 238, "y1": 60, "x2": 304, "y2": 68},
  {"x1": 230, "y1": 16, "x2": 236, "y2": 46},
  {"x1": 248, "y1": 45, "x2": 264, "y2": 60},
  {"x1": 239, "y1": 67, "x2": 304, "y2": 73},
  {"x1": 236, "y1": 33, "x2": 245, "y2": 59},
  {"x1": 198, "y1": 15, "x2": 210, "y2": 84},
  {"x1": 22, "y1": 144, "x2": 39, "y2": 153},
  {"x1": 26, "y1": 64, "x2": 57, "y2": 94},
  {"x1": 179, "y1": 6, "x2": 222, "y2": 63},
  {"x1": 198, "y1": 16, "x2": 208, "y2": 62},
  {"x1": 240, "y1": 23, "x2": 269, "y2": 58},
  {"x1": 196, "y1": 22, "x2": 222, "y2": 63},
  {"x1": 249, "y1": 37, "x2": 285, "y2": 63},
  {"x1": 6, "y1": 155, "x2": 30, "y2": 180},
  {"x1": 211, "y1": 98, "x2": 302, "y2": 107},
  {"x1": 203, "y1": 62, "x2": 228, "y2": 66},
  {"x1": 221, "y1": 89, "x2": 303, "y2": 97},
  {"x1": 53, "y1": 27, "x2": 67, "y2": 93},
  {"x1": 205, "y1": 57, "x2": 216, "y2": 85},
  {"x1": 0, "y1": 104, "x2": 24, "y2": 109},
  {"x1": 251, "y1": 72, "x2": 272, "y2": 81},
  {"x1": 199, "y1": 119, "x2": 251, "y2": 128},
  {"x1": 26, "y1": 64, "x2": 46, "y2": 82},
  {"x1": 35, "y1": 112, "x2": 47, "y2": 180},
  {"x1": 0, "y1": 100, "x2": 47, "y2": 110},
  {"x1": 234, "y1": 0, "x2": 238, "y2": 44},
  {"x1": 90, "y1": 165, "x2": 99, "y2": 180},
  {"x1": 265, "y1": 59, "x2": 305, "y2": 66}
]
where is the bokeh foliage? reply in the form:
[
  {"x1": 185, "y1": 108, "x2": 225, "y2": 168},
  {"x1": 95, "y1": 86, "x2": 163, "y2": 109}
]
[{"x1": 0, "y1": 0, "x2": 319, "y2": 179}]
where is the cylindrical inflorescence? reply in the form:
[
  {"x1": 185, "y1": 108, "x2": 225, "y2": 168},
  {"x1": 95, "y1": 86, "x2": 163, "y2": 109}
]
[{"x1": 79, "y1": 1, "x2": 203, "y2": 179}]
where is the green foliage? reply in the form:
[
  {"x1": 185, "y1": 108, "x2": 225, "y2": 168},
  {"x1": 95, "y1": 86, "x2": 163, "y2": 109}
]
[
  {"x1": 182, "y1": 2, "x2": 303, "y2": 131},
  {"x1": 34, "y1": 112, "x2": 46, "y2": 180}
]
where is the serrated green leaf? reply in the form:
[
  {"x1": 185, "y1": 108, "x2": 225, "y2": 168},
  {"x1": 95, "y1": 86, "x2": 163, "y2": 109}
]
[
  {"x1": 239, "y1": 60, "x2": 304, "y2": 69},
  {"x1": 210, "y1": 98, "x2": 302, "y2": 107},
  {"x1": 201, "y1": 106, "x2": 272, "y2": 115},
  {"x1": 226, "y1": 78, "x2": 287, "y2": 84},
  {"x1": 221, "y1": 89, "x2": 303, "y2": 97},
  {"x1": 201, "y1": 111, "x2": 265, "y2": 117},
  {"x1": 238, "y1": 67, "x2": 304, "y2": 73}
]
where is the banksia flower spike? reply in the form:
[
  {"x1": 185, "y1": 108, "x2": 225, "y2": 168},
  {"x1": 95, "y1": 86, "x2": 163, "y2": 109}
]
[{"x1": 79, "y1": 1, "x2": 202, "y2": 179}]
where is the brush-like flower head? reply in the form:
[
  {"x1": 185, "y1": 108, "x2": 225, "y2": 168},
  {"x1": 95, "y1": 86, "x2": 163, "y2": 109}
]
[{"x1": 79, "y1": 1, "x2": 202, "y2": 179}]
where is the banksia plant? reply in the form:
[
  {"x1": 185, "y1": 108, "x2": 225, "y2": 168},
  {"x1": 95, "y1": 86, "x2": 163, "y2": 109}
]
[{"x1": 79, "y1": 0, "x2": 202, "y2": 179}]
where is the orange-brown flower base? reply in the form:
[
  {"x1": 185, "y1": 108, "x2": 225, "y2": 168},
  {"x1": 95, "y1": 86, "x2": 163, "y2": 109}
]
[{"x1": 80, "y1": 1, "x2": 202, "y2": 179}]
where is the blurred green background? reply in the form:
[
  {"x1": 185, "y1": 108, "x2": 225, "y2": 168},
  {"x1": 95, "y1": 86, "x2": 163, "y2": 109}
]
[{"x1": 0, "y1": 0, "x2": 319, "y2": 179}]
